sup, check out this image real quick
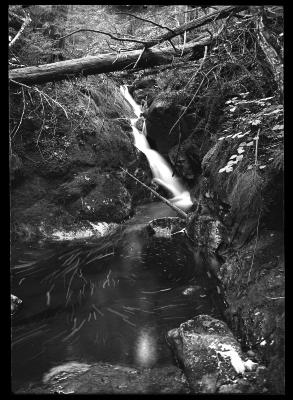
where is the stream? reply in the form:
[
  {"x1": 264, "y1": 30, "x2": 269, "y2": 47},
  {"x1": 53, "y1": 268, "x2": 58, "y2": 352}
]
[
  {"x1": 11, "y1": 85, "x2": 226, "y2": 392},
  {"x1": 11, "y1": 202, "x2": 226, "y2": 391}
]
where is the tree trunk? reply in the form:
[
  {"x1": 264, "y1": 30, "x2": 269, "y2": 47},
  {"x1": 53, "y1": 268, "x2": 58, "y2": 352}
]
[
  {"x1": 257, "y1": 10, "x2": 283, "y2": 100},
  {"x1": 9, "y1": 37, "x2": 211, "y2": 85}
]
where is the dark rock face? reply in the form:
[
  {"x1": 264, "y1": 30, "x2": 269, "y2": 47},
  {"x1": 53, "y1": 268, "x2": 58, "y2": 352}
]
[
  {"x1": 218, "y1": 231, "x2": 285, "y2": 394},
  {"x1": 167, "y1": 315, "x2": 264, "y2": 393},
  {"x1": 10, "y1": 76, "x2": 154, "y2": 242},
  {"x1": 144, "y1": 93, "x2": 191, "y2": 156},
  {"x1": 69, "y1": 173, "x2": 132, "y2": 223},
  {"x1": 17, "y1": 362, "x2": 190, "y2": 394},
  {"x1": 168, "y1": 135, "x2": 202, "y2": 181}
]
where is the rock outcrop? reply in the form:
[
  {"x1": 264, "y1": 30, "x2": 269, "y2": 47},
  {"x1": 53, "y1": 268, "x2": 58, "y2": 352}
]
[{"x1": 167, "y1": 315, "x2": 265, "y2": 393}]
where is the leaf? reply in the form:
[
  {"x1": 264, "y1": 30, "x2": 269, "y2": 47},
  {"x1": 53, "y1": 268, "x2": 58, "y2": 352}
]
[
  {"x1": 236, "y1": 155, "x2": 244, "y2": 162},
  {"x1": 239, "y1": 142, "x2": 247, "y2": 147},
  {"x1": 226, "y1": 135, "x2": 232, "y2": 138},
  {"x1": 218, "y1": 137, "x2": 225, "y2": 141},
  {"x1": 230, "y1": 154, "x2": 238, "y2": 159},
  {"x1": 247, "y1": 165, "x2": 253, "y2": 170},
  {"x1": 272, "y1": 124, "x2": 284, "y2": 131},
  {"x1": 230, "y1": 106, "x2": 236, "y2": 112},
  {"x1": 246, "y1": 141, "x2": 254, "y2": 146},
  {"x1": 252, "y1": 119, "x2": 261, "y2": 126},
  {"x1": 259, "y1": 165, "x2": 266, "y2": 169},
  {"x1": 219, "y1": 167, "x2": 226, "y2": 173},
  {"x1": 237, "y1": 147, "x2": 245, "y2": 154},
  {"x1": 263, "y1": 108, "x2": 283, "y2": 116},
  {"x1": 225, "y1": 166, "x2": 233, "y2": 173}
]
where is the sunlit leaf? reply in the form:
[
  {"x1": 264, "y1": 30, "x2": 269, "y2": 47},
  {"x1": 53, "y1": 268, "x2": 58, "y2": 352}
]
[
  {"x1": 237, "y1": 147, "x2": 245, "y2": 154},
  {"x1": 246, "y1": 141, "x2": 254, "y2": 146},
  {"x1": 272, "y1": 124, "x2": 284, "y2": 131},
  {"x1": 230, "y1": 154, "x2": 238, "y2": 159},
  {"x1": 219, "y1": 167, "x2": 226, "y2": 173}
]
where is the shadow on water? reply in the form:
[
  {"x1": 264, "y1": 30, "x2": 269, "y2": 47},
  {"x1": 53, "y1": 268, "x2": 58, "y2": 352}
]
[{"x1": 11, "y1": 202, "x2": 226, "y2": 391}]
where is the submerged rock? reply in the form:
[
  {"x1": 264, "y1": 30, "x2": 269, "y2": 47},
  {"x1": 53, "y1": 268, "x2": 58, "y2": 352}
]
[
  {"x1": 167, "y1": 315, "x2": 259, "y2": 393},
  {"x1": 147, "y1": 217, "x2": 186, "y2": 238},
  {"x1": 17, "y1": 362, "x2": 190, "y2": 394},
  {"x1": 11, "y1": 294, "x2": 22, "y2": 316}
]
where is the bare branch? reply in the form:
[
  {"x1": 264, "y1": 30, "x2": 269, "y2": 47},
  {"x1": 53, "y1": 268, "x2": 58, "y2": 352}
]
[
  {"x1": 133, "y1": 47, "x2": 146, "y2": 69},
  {"x1": 59, "y1": 28, "x2": 148, "y2": 45},
  {"x1": 117, "y1": 12, "x2": 176, "y2": 33},
  {"x1": 9, "y1": 11, "x2": 31, "y2": 48},
  {"x1": 121, "y1": 168, "x2": 188, "y2": 219}
]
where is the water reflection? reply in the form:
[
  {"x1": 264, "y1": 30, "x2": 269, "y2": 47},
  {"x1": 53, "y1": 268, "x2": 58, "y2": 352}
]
[{"x1": 11, "y1": 203, "x2": 226, "y2": 390}]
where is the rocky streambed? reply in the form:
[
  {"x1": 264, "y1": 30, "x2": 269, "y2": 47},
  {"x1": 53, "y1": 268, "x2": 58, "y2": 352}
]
[{"x1": 11, "y1": 203, "x2": 274, "y2": 394}]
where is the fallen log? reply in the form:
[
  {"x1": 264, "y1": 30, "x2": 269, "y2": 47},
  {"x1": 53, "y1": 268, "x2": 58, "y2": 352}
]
[
  {"x1": 141, "y1": 5, "x2": 249, "y2": 49},
  {"x1": 120, "y1": 168, "x2": 188, "y2": 219},
  {"x1": 9, "y1": 36, "x2": 211, "y2": 85}
]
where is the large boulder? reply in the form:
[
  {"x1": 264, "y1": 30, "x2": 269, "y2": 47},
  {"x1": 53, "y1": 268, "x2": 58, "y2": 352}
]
[
  {"x1": 167, "y1": 315, "x2": 261, "y2": 393},
  {"x1": 69, "y1": 173, "x2": 132, "y2": 223},
  {"x1": 144, "y1": 92, "x2": 191, "y2": 156}
]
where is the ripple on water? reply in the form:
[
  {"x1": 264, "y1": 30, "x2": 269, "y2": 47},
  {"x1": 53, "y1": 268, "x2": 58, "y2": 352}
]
[{"x1": 11, "y1": 215, "x2": 226, "y2": 390}]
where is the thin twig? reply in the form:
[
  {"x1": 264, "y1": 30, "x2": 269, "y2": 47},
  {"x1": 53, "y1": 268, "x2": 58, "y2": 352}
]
[
  {"x1": 120, "y1": 167, "x2": 188, "y2": 219},
  {"x1": 117, "y1": 12, "x2": 176, "y2": 33},
  {"x1": 10, "y1": 79, "x2": 69, "y2": 119},
  {"x1": 247, "y1": 210, "x2": 261, "y2": 284},
  {"x1": 255, "y1": 128, "x2": 260, "y2": 166},
  {"x1": 59, "y1": 28, "x2": 148, "y2": 45},
  {"x1": 169, "y1": 45, "x2": 209, "y2": 136},
  {"x1": 9, "y1": 11, "x2": 31, "y2": 48},
  {"x1": 11, "y1": 86, "x2": 25, "y2": 140},
  {"x1": 133, "y1": 47, "x2": 146, "y2": 69},
  {"x1": 168, "y1": 39, "x2": 179, "y2": 54}
]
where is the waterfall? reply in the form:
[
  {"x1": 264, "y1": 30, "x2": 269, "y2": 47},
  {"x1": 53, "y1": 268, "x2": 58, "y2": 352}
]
[{"x1": 120, "y1": 85, "x2": 193, "y2": 211}]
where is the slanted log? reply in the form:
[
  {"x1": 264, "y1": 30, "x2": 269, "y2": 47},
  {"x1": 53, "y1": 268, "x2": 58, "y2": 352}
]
[{"x1": 9, "y1": 37, "x2": 211, "y2": 85}]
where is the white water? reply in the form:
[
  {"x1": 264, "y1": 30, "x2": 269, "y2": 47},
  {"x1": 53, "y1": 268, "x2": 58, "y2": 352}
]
[{"x1": 120, "y1": 85, "x2": 193, "y2": 211}]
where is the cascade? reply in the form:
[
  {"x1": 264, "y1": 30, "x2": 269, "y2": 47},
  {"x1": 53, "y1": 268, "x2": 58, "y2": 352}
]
[{"x1": 120, "y1": 85, "x2": 193, "y2": 211}]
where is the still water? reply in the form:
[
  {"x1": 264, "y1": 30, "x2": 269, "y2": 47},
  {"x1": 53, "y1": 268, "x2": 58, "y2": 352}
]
[{"x1": 11, "y1": 203, "x2": 225, "y2": 391}]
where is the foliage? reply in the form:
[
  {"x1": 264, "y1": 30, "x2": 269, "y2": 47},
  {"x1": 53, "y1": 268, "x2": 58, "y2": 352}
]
[{"x1": 230, "y1": 169, "x2": 264, "y2": 215}]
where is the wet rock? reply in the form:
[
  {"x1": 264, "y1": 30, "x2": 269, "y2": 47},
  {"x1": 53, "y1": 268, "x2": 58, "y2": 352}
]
[
  {"x1": 69, "y1": 173, "x2": 132, "y2": 223},
  {"x1": 54, "y1": 169, "x2": 99, "y2": 203},
  {"x1": 147, "y1": 217, "x2": 186, "y2": 238},
  {"x1": 169, "y1": 136, "x2": 202, "y2": 181},
  {"x1": 167, "y1": 315, "x2": 258, "y2": 393},
  {"x1": 220, "y1": 231, "x2": 285, "y2": 393},
  {"x1": 17, "y1": 362, "x2": 190, "y2": 394},
  {"x1": 145, "y1": 92, "x2": 191, "y2": 156},
  {"x1": 186, "y1": 213, "x2": 227, "y2": 252},
  {"x1": 11, "y1": 294, "x2": 22, "y2": 316}
]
